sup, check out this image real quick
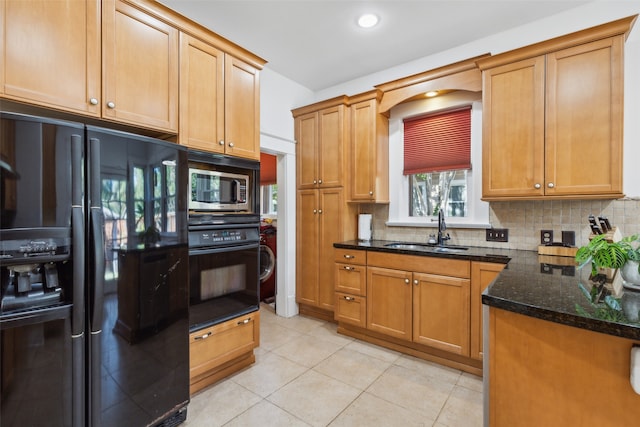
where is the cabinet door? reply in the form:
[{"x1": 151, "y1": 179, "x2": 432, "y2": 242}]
[
  {"x1": 482, "y1": 56, "x2": 545, "y2": 199},
  {"x1": 1, "y1": 0, "x2": 100, "y2": 115},
  {"x1": 413, "y1": 272, "x2": 470, "y2": 356},
  {"x1": 317, "y1": 105, "x2": 344, "y2": 188},
  {"x1": 295, "y1": 112, "x2": 318, "y2": 189},
  {"x1": 296, "y1": 190, "x2": 319, "y2": 306},
  {"x1": 179, "y1": 33, "x2": 224, "y2": 152},
  {"x1": 102, "y1": 0, "x2": 179, "y2": 132},
  {"x1": 545, "y1": 37, "x2": 623, "y2": 197},
  {"x1": 350, "y1": 98, "x2": 376, "y2": 201},
  {"x1": 317, "y1": 188, "x2": 344, "y2": 310},
  {"x1": 224, "y1": 55, "x2": 260, "y2": 160},
  {"x1": 366, "y1": 266, "x2": 412, "y2": 340},
  {"x1": 470, "y1": 262, "x2": 504, "y2": 360}
]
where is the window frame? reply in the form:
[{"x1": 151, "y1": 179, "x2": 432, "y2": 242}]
[{"x1": 387, "y1": 92, "x2": 489, "y2": 228}]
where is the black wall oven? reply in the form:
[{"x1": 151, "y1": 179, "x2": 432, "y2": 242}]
[{"x1": 187, "y1": 151, "x2": 261, "y2": 332}]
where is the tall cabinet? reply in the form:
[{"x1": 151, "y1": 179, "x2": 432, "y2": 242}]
[{"x1": 293, "y1": 97, "x2": 356, "y2": 320}]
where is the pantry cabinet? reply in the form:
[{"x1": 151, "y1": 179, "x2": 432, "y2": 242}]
[
  {"x1": 0, "y1": 0, "x2": 101, "y2": 116},
  {"x1": 348, "y1": 91, "x2": 389, "y2": 202},
  {"x1": 179, "y1": 34, "x2": 260, "y2": 159},
  {"x1": 293, "y1": 97, "x2": 348, "y2": 190},
  {"x1": 479, "y1": 17, "x2": 635, "y2": 200},
  {"x1": 296, "y1": 188, "x2": 348, "y2": 314}
]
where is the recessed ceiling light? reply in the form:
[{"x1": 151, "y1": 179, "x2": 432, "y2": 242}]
[
  {"x1": 425, "y1": 91, "x2": 439, "y2": 98},
  {"x1": 357, "y1": 14, "x2": 379, "y2": 28}
]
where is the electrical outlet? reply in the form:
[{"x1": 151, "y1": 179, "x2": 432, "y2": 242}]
[
  {"x1": 541, "y1": 230, "x2": 553, "y2": 245},
  {"x1": 486, "y1": 228, "x2": 509, "y2": 242}
]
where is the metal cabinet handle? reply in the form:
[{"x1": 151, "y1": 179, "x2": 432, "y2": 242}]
[
  {"x1": 313, "y1": 209, "x2": 317, "y2": 214},
  {"x1": 344, "y1": 296, "x2": 355, "y2": 301},
  {"x1": 237, "y1": 318, "x2": 250, "y2": 325},
  {"x1": 318, "y1": 179, "x2": 323, "y2": 184},
  {"x1": 228, "y1": 142, "x2": 235, "y2": 148},
  {"x1": 343, "y1": 254, "x2": 354, "y2": 259},
  {"x1": 547, "y1": 182, "x2": 555, "y2": 188},
  {"x1": 194, "y1": 331, "x2": 212, "y2": 340},
  {"x1": 369, "y1": 191, "x2": 374, "y2": 196},
  {"x1": 343, "y1": 266, "x2": 358, "y2": 272},
  {"x1": 218, "y1": 140, "x2": 225, "y2": 146},
  {"x1": 404, "y1": 278, "x2": 410, "y2": 284},
  {"x1": 318, "y1": 209, "x2": 323, "y2": 214},
  {"x1": 413, "y1": 279, "x2": 419, "y2": 285},
  {"x1": 534, "y1": 183, "x2": 541, "y2": 189},
  {"x1": 343, "y1": 266, "x2": 352, "y2": 271},
  {"x1": 89, "y1": 98, "x2": 98, "y2": 105},
  {"x1": 106, "y1": 101, "x2": 115, "y2": 109},
  {"x1": 313, "y1": 179, "x2": 317, "y2": 184}
]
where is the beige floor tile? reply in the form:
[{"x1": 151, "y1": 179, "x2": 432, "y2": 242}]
[
  {"x1": 306, "y1": 323, "x2": 354, "y2": 347},
  {"x1": 313, "y1": 347, "x2": 392, "y2": 390},
  {"x1": 273, "y1": 334, "x2": 345, "y2": 368},
  {"x1": 394, "y1": 354, "x2": 462, "y2": 384},
  {"x1": 456, "y1": 372, "x2": 483, "y2": 393},
  {"x1": 259, "y1": 323, "x2": 304, "y2": 351},
  {"x1": 277, "y1": 314, "x2": 327, "y2": 334},
  {"x1": 230, "y1": 352, "x2": 308, "y2": 398},
  {"x1": 366, "y1": 365, "x2": 454, "y2": 420},
  {"x1": 343, "y1": 340, "x2": 401, "y2": 363},
  {"x1": 185, "y1": 379, "x2": 261, "y2": 427},
  {"x1": 224, "y1": 400, "x2": 311, "y2": 427},
  {"x1": 267, "y1": 370, "x2": 361, "y2": 427},
  {"x1": 329, "y1": 392, "x2": 433, "y2": 427},
  {"x1": 435, "y1": 385, "x2": 483, "y2": 427}
]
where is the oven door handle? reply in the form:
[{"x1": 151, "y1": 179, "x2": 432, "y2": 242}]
[{"x1": 189, "y1": 242, "x2": 259, "y2": 256}]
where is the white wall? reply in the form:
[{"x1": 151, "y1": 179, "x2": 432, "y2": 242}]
[{"x1": 259, "y1": 1, "x2": 640, "y2": 316}]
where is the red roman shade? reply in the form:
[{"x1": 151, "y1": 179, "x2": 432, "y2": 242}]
[
  {"x1": 403, "y1": 106, "x2": 471, "y2": 175},
  {"x1": 260, "y1": 152, "x2": 277, "y2": 185}
]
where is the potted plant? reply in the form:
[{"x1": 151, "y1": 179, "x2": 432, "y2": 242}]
[{"x1": 575, "y1": 234, "x2": 640, "y2": 322}]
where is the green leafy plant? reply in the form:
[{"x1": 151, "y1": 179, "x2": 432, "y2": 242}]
[{"x1": 575, "y1": 234, "x2": 640, "y2": 276}]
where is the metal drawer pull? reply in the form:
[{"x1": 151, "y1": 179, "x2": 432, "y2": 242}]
[
  {"x1": 343, "y1": 296, "x2": 355, "y2": 301},
  {"x1": 194, "y1": 331, "x2": 212, "y2": 340},
  {"x1": 343, "y1": 266, "x2": 358, "y2": 271},
  {"x1": 238, "y1": 318, "x2": 250, "y2": 325},
  {"x1": 343, "y1": 254, "x2": 354, "y2": 259}
]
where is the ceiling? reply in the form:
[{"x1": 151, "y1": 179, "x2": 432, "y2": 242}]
[{"x1": 158, "y1": 0, "x2": 590, "y2": 92}]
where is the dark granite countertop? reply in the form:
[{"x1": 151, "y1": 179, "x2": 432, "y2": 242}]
[{"x1": 334, "y1": 239, "x2": 640, "y2": 341}]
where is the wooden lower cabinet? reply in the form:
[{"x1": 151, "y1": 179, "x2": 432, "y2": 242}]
[
  {"x1": 335, "y1": 249, "x2": 496, "y2": 375},
  {"x1": 189, "y1": 311, "x2": 259, "y2": 395},
  {"x1": 489, "y1": 308, "x2": 640, "y2": 426}
]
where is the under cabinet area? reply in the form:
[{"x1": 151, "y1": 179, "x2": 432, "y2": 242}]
[
  {"x1": 334, "y1": 246, "x2": 504, "y2": 375},
  {"x1": 189, "y1": 311, "x2": 260, "y2": 395}
]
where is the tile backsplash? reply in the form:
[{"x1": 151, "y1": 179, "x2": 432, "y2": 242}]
[{"x1": 362, "y1": 198, "x2": 640, "y2": 251}]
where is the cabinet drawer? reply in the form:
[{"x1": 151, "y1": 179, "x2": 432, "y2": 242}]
[
  {"x1": 335, "y1": 262, "x2": 366, "y2": 295},
  {"x1": 335, "y1": 292, "x2": 366, "y2": 328},
  {"x1": 189, "y1": 311, "x2": 259, "y2": 380},
  {"x1": 367, "y1": 251, "x2": 470, "y2": 278},
  {"x1": 334, "y1": 248, "x2": 366, "y2": 265}
]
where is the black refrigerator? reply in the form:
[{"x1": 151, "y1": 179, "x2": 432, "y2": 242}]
[{"x1": 0, "y1": 112, "x2": 190, "y2": 426}]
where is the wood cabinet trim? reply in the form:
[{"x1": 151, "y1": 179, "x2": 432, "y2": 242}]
[{"x1": 476, "y1": 14, "x2": 637, "y2": 71}]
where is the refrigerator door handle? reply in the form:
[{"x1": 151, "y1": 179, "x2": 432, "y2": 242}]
[{"x1": 88, "y1": 137, "x2": 105, "y2": 331}]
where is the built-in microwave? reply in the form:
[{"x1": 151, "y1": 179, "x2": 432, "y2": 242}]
[{"x1": 189, "y1": 167, "x2": 250, "y2": 212}]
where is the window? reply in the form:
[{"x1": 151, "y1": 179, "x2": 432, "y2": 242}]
[{"x1": 387, "y1": 92, "x2": 489, "y2": 228}]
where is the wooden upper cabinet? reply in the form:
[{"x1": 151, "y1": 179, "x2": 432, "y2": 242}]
[
  {"x1": 479, "y1": 16, "x2": 635, "y2": 200},
  {"x1": 545, "y1": 37, "x2": 623, "y2": 197},
  {"x1": 179, "y1": 33, "x2": 225, "y2": 152},
  {"x1": 481, "y1": 56, "x2": 545, "y2": 199},
  {"x1": 349, "y1": 91, "x2": 389, "y2": 202},
  {"x1": 102, "y1": 0, "x2": 179, "y2": 132},
  {"x1": 293, "y1": 97, "x2": 348, "y2": 190},
  {"x1": 1, "y1": 0, "x2": 101, "y2": 115},
  {"x1": 224, "y1": 55, "x2": 260, "y2": 160}
]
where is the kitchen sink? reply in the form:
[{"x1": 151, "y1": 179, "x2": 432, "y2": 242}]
[{"x1": 383, "y1": 242, "x2": 469, "y2": 253}]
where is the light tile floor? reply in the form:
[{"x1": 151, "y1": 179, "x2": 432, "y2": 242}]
[{"x1": 184, "y1": 304, "x2": 483, "y2": 427}]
